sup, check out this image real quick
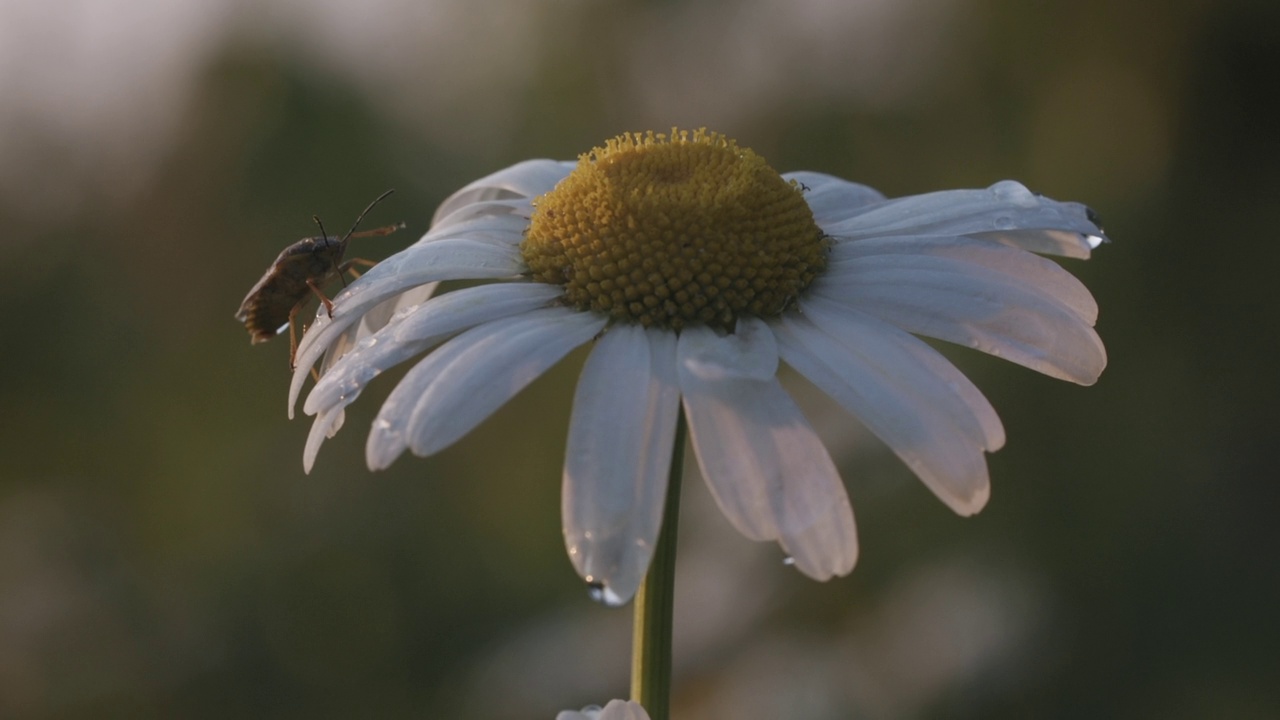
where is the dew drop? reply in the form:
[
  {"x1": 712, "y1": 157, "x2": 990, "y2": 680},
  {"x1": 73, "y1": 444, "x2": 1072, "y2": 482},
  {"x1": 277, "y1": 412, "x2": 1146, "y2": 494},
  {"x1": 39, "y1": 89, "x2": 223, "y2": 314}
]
[
  {"x1": 989, "y1": 180, "x2": 1027, "y2": 199},
  {"x1": 586, "y1": 581, "x2": 628, "y2": 608},
  {"x1": 993, "y1": 215, "x2": 1015, "y2": 230},
  {"x1": 392, "y1": 305, "x2": 421, "y2": 322}
]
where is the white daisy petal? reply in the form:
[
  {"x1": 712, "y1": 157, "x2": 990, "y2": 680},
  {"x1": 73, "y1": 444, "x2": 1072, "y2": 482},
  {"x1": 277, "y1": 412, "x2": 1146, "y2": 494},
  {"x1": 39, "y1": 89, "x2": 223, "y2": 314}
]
[
  {"x1": 563, "y1": 325, "x2": 680, "y2": 605},
  {"x1": 431, "y1": 159, "x2": 573, "y2": 226},
  {"x1": 288, "y1": 238, "x2": 525, "y2": 416},
  {"x1": 351, "y1": 236, "x2": 525, "y2": 296},
  {"x1": 305, "y1": 282, "x2": 564, "y2": 417},
  {"x1": 773, "y1": 312, "x2": 991, "y2": 516},
  {"x1": 783, "y1": 171, "x2": 886, "y2": 224},
  {"x1": 365, "y1": 307, "x2": 606, "y2": 469},
  {"x1": 799, "y1": 296, "x2": 1005, "y2": 452},
  {"x1": 967, "y1": 227, "x2": 1101, "y2": 259},
  {"x1": 829, "y1": 234, "x2": 1098, "y2": 324},
  {"x1": 420, "y1": 212, "x2": 531, "y2": 247},
  {"x1": 428, "y1": 198, "x2": 533, "y2": 233},
  {"x1": 303, "y1": 406, "x2": 346, "y2": 474},
  {"x1": 317, "y1": 282, "x2": 442, "y2": 379},
  {"x1": 813, "y1": 254, "x2": 1107, "y2": 385},
  {"x1": 357, "y1": 281, "x2": 442, "y2": 336},
  {"x1": 318, "y1": 325, "x2": 363, "y2": 381},
  {"x1": 678, "y1": 321, "x2": 858, "y2": 580},
  {"x1": 677, "y1": 316, "x2": 777, "y2": 382},
  {"x1": 824, "y1": 180, "x2": 1102, "y2": 257}
]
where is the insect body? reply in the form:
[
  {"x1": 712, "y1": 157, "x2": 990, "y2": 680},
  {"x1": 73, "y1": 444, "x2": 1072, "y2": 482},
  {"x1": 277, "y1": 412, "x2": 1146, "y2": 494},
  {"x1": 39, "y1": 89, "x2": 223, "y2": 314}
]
[{"x1": 236, "y1": 189, "x2": 404, "y2": 367}]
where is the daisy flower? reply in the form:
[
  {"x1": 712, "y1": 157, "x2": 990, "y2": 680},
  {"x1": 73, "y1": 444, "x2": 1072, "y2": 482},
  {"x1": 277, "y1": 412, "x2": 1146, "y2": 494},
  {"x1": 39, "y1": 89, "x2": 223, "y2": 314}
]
[
  {"x1": 288, "y1": 129, "x2": 1106, "y2": 607},
  {"x1": 556, "y1": 700, "x2": 650, "y2": 720}
]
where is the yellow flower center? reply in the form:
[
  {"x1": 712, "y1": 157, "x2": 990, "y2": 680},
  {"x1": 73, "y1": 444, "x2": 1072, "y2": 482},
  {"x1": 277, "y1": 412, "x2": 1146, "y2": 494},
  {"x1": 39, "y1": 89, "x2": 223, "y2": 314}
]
[{"x1": 520, "y1": 128, "x2": 828, "y2": 331}]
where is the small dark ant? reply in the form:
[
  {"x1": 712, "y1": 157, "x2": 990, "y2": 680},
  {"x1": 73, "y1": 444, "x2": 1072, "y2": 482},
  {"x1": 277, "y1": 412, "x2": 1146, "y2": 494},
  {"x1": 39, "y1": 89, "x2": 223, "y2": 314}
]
[{"x1": 236, "y1": 189, "x2": 404, "y2": 368}]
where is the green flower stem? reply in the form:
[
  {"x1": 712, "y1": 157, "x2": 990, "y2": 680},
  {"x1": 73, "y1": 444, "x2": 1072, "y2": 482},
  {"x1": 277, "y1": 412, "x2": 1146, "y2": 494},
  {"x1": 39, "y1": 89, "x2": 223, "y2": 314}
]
[{"x1": 630, "y1": 409, "x2": 687, "y2": 720}]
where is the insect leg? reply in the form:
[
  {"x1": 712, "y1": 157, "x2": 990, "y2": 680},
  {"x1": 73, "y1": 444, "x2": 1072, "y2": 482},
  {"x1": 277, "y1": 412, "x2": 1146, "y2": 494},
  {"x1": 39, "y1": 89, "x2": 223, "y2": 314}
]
[
  {"x1": 306, "y1": 278, "x2": 336, "y2": 318},
  {"x1": 340, "y1": 257, "x2": 377, "y2": 281},
  {"x1": 347, "y1": 222, "x2": 406, "y2": 239},
  {"x1": 287, "y1": 301, "x2": 303, "y2": 369}
]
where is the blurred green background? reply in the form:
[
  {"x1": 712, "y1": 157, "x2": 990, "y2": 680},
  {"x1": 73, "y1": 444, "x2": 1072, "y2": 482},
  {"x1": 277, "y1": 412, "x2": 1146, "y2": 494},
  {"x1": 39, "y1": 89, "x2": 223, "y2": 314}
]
[{"x1": 2, "y1": 0, "x2": 1277, "y2": 717}]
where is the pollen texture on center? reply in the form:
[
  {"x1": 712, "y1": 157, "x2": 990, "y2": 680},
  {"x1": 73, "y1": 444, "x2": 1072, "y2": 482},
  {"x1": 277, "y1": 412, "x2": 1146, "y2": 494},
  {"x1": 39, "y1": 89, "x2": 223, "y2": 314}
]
[{"x1": 520, "y1": 128, "x2": 828, "y2": 331}]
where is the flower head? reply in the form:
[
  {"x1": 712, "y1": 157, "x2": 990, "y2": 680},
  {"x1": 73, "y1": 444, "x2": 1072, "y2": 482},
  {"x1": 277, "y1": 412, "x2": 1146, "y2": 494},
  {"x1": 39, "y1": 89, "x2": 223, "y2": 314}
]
[
  {"x1": 556, "y1": 700, "x2": 650, "y2": 720},
  {"x1": 521, "y1": 130, "x2": 827, "y2": 331},
  {"x1": 290, "y1": 129, "x2": 1106, "y2": 606}
]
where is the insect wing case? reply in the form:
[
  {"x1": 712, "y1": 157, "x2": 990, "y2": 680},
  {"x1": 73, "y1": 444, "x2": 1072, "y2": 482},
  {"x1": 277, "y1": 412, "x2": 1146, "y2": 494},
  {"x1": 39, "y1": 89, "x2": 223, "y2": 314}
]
[{"x1": 236, "y1": 236, "x2": 345, "y2": 342}]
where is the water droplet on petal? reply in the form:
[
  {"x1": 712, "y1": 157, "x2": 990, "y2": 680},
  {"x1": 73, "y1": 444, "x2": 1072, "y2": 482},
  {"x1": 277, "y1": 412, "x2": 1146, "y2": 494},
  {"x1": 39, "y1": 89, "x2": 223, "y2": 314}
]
[
  {"x1": 586, "y1": 581, "x2": 605, "y2": 601},
  {"x1": 392, "y1": 305, "x2": 419, "y2": 322},
  {"x1": 989, "y1": 180, "x2": 1039, "y2": 207},
  {"x1": 990, "y1": 180, "x2": 1027, "y2": 199},
  {"x1": 586, "y1": 581, "x2": 628, "y2": 608},
  {"x1": 993, "y1": 215, "x2": 1014, "y2": 230}
]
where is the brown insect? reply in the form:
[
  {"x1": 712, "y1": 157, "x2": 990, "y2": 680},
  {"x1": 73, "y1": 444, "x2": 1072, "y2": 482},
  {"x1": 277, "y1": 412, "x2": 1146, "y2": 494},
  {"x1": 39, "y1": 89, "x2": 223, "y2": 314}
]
[{"x1": 236, "y1": 189, "x2": 404, "y2": 367}]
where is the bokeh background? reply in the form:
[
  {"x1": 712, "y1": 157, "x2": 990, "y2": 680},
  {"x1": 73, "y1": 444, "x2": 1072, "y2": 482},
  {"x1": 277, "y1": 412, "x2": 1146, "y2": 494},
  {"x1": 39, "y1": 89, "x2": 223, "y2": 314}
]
[{"x1": 2, "y1": 0, "x2": 1277, "y2": 717}]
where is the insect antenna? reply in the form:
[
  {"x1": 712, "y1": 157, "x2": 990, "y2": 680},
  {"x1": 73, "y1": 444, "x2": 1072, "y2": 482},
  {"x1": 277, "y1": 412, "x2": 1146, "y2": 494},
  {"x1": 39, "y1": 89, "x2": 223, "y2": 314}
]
[
  {"x1": 340, "y1": 188, "x2": 396, "y2": 246},
  {"x1": 312, "y1": 215, "x2": 330, "y2": 246}
]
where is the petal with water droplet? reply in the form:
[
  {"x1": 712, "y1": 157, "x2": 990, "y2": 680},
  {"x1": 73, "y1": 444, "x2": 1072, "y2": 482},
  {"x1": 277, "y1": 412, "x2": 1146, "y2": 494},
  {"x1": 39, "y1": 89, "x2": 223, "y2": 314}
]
[
  {"x1": 563, "y1": 325, "x2": 679, "y2": 606},
  {"x1": 829, "y1": 234, "x2": 1098, "y2": 323},
  {"x1": 775, "y1": 306, "x2": 995, "y2": 516},
  {"x1": 305, "y1": 282, "x2": 563, "y2": 417},
  {"x1": 288, "y1": 237, "x2": 525, "y2": 417},
  {"x1": 678, "y1": 320, "x2": 858, "y2": 580},
  {"x1": 365, "y1": 307, "x2": 605, "y2": 469},
  {"x1": 813, "y1": 255, "x2": 1106, "y2": 385},
  {"x1": 823, "y1": 182, "x2": 1102, "y2": 259}
]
